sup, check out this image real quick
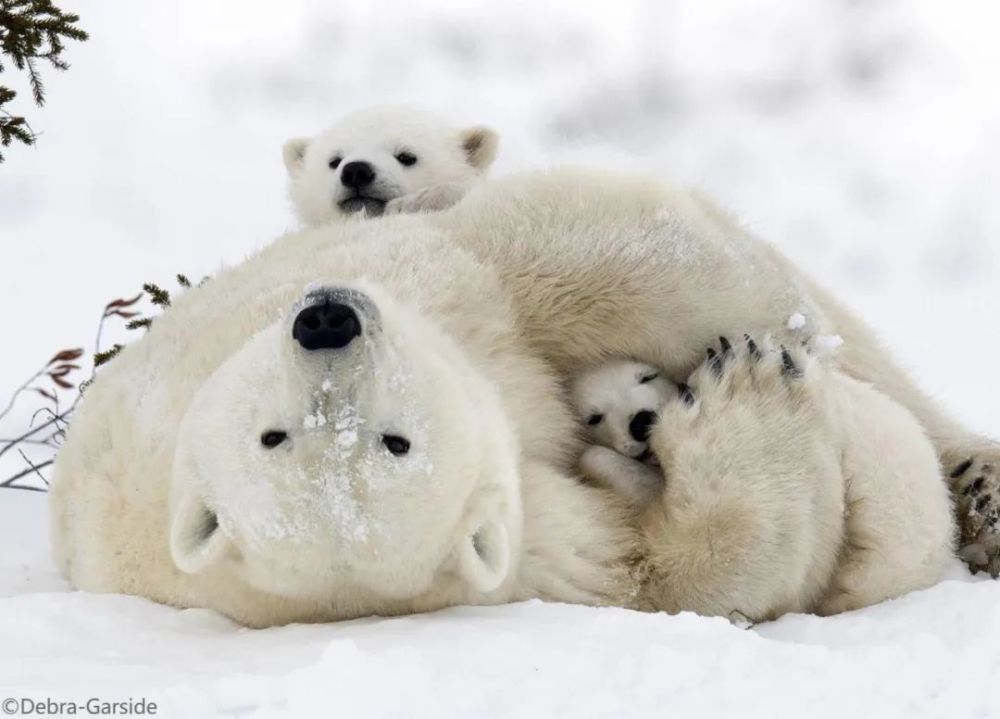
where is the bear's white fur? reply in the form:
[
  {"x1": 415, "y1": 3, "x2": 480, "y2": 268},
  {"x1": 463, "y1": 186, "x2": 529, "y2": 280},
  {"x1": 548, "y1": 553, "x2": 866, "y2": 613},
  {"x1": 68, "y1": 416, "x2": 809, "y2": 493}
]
[
  {"x1": 283, "y1": 105, "x2": 498, "y2": 226},
  {"x1": 52, "y1": 168, "x2": 985, "y2": 627}
]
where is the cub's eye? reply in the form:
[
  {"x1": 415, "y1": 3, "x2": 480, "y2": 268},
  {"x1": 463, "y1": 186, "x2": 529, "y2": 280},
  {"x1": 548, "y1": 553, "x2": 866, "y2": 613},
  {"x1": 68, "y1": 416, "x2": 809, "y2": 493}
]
[
  {"x1": 586, "y1": 414, "x2": 604, "y2": 426},
  {"x1": 395, "y1": 151, "x2": 417, "y2": 167},
  {"x1": 639, "y1": 373, "x2": 659, "y2": 384},
  {"x1": 328, "y1": 156, "x2": 342, "y2": 170},
  {"x1": 382, "y1": 434, "x2": 411, "y2": 456},
  {"x1": 261, "y1": 430, "x2": 288, "y2": 448}
]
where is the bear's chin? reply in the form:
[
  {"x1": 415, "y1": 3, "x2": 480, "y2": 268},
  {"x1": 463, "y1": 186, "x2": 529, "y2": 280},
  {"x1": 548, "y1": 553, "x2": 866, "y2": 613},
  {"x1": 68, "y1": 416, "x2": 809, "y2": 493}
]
[{"x1": 339, "y1": 197, "x2": 387, "y2": 217}]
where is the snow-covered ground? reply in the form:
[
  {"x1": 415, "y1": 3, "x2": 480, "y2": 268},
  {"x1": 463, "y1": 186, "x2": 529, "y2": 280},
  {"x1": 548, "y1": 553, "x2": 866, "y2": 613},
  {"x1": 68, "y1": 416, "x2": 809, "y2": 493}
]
[
  {"x1": 2, "y1": 0, "x2": 1000, "y2": 716},
  {"x1": 2, "y1": 491, "x2": 999, "y2": 717}
]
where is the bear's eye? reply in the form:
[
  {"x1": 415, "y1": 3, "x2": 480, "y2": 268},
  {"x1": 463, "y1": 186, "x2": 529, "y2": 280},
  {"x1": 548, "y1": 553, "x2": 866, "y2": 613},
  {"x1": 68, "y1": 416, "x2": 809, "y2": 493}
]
[
  {"x1": 639, "y1": 373, "x2": 659, "y2": 384},
  {"x1": 586, "y1": 414, "x2": 603, "y2": 426},
  {"x1": 395, "y1": 151, "x2": 417, "y2": 167},
  {"x1": 382, "y1": 434, "x2": 411, "y2": 456},
  {"x1": 328, "y1": 156, "x2": 342, "y2": 170},
  {"x1": 261, "y1": 430, "x2": 288, "y2": 448}
]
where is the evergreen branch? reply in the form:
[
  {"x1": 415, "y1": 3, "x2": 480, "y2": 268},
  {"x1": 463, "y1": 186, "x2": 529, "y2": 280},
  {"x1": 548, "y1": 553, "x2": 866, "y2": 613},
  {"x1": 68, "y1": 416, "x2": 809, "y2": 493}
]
[
  {"x1": 142, "y1": 282, "x2": 171, "y2": 307},
  {"x1": 93, "y1": 343, "x2": 123, "y2": 367},
  {"x1": 0, "y1": 0, "x2": 88, "y2": 161}
]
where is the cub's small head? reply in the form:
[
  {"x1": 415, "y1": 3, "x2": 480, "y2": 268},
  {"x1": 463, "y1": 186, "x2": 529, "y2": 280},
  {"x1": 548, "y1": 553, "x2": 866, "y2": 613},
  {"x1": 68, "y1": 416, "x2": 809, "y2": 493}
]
[
  {"x1": 571, "y1": 360, "x2": 677, "y2": 463},
  {"x1": 282, "y1": 105, "x2": 499, "y2": 226},
  {"x1": 169, "y1": 283, "x2": 520, "y2": 618}
]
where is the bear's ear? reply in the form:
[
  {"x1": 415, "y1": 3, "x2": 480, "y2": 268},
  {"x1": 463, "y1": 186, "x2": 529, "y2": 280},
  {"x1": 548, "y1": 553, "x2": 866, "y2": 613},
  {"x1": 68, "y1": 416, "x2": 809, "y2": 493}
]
[
  {"x1": 282, "y1": 137, "x2": 310, "y2": 176},
  {"x1": 458, "y1": 519, "x2": 510, "y2": 593},
  {"x1": 460, "y1": 126, "x2": 499, "y2": 171},
  {"x1": 169, "y1": 490, "x2": 233, "y2": 575}
]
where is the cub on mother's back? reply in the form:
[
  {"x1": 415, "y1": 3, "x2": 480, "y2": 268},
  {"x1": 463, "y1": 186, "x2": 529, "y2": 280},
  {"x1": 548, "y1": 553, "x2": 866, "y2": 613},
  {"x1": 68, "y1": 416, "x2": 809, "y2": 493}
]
[{"x1": 283, "y1": 105, "x2": 499, "y2": 226}]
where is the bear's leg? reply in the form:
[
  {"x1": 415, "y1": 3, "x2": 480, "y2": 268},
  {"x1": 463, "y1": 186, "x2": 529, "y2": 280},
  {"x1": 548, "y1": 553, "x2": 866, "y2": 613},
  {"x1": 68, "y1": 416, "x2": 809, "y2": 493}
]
[
  {"x1": 816, "y1": 377, "x2": 956, "y2": 615},
  {"x1": 803, "y1": 282, "x2": 1000, "y2": 576},
  {"x1": 638, "y1": 336, "x2": 843, "y2": 621}
]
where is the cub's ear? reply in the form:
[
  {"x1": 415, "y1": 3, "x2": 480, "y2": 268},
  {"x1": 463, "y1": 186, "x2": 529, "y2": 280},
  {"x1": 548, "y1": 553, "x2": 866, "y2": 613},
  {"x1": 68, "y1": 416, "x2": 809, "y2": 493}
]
[
  {"x1": 460, "y1": 126, "x2": 499, "y2": 171},
  {"x1": 282, "y1": 137, "x2": 310, "y2": 176},
  {"x1": 458, "y1": 519, "x2": 510, "y2": 594}
]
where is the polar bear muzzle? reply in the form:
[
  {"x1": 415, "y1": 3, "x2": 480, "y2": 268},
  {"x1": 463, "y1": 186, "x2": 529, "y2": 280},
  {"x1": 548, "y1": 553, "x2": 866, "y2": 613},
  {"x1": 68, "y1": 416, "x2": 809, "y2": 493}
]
[{"x1": 291, "y1": 299, "x2": 362, "y2": 351}]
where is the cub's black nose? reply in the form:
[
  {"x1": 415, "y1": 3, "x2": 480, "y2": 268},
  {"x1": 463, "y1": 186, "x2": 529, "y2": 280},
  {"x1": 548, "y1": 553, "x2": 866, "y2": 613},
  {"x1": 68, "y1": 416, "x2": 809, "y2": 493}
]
[
  {"x1": 629, "y1": 410, "x2": 657, "y2": 442},
  {"x1": 292, "y1": 302, "x2": 361, "y2": 350},
  {"x1": 340, "y1": 161, "x2": 376, "y2": 189}
]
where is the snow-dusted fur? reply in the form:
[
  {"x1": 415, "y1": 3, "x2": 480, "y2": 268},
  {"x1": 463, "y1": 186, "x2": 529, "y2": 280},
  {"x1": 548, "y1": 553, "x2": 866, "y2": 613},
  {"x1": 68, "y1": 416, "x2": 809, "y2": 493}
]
[
  {"x1": 283, "y1": 105, "x2": 498, "y2": 226},
  {"x1": 51, "y1": 169, "x2": 978, "y2": 628}
]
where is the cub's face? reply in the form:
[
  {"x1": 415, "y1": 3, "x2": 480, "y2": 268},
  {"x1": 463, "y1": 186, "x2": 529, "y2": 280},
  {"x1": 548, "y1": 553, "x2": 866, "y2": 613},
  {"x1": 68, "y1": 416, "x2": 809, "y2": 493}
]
[
  {"x1": 283, "y1": 106, "x2": 498, "y2": 226},
  {"x1": 571, "y1": 360, "x2": 677, "y2": 463},
  {"x1": 169, "y1": 284, "x2": 519, "y2": 614}
]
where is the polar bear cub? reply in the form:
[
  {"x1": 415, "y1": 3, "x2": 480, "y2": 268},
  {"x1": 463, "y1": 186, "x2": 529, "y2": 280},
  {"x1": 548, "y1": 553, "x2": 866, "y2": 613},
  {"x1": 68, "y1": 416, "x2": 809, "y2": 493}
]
[
  {"x1": 571, "y1": 360, "x2": 677, "y2": 507},
  {"x1": 573, "y1": 337, "x2": 956, "y2": 618},
  {"x1": 283, "y1": 105, "x2": 499, "y2": 226}
]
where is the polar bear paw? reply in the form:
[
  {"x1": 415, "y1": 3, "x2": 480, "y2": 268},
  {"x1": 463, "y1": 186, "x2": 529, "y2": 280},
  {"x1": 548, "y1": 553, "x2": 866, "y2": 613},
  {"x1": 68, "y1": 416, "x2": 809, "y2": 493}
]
[
  {"x1": 638, "y1": 336, "x2": 838, "y2": 619},
  {"x1": 652, "y1": 334, "x2": 832, "y2": 472},
  {"x1": 680, "y1": 334, "x2": 823, "y2": 412},
  {"x1": 385, "y1": 183, "x2": 468, "y2": 215},
  {"x1": 947, "y1": 454, "x2": 1000, "y2": 577}
]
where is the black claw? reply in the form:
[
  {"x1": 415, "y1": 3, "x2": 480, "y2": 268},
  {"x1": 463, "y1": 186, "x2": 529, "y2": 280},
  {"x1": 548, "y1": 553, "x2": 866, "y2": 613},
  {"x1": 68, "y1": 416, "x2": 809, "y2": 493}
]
[
  {"x1": 780, "y1": 346, "x2": 802, "y2": 378},
  {"x1": 677, "y1": 382, "x2": 695, "y2": 406},
  {"x1": 950, "y1": 459, "x2": 974, "y2": 479},
  {"x1": 706, "y1": 348, "x2": 723, "y2": 376},
  {"x1": 719, "y1": 336, "x2": 732, "y2": 355},
  {"x1": 972, "y1": 477, "x2": 986, "y2": 493},
  {"x1": 745, "y1": 335, "x2": 761, "y2": 360}
]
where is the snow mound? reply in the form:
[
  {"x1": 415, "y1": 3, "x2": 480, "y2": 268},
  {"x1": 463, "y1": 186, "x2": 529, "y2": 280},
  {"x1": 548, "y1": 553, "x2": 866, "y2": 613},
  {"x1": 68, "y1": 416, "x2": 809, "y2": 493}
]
[{"x1": 2, "y1": 492, "x2": 999, "y2": 718}]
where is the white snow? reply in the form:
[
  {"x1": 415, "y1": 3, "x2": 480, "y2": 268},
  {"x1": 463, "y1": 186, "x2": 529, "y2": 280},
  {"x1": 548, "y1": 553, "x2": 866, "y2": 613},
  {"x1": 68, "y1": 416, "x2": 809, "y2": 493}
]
[
  {"x1": 2, "y1": 1, "x2": 1000, "y2": 716},
  {"x1": 814, "y1": 334, "x2": 846, "y2": 352},
  {"x1": 786, "y1": 312, "x2": 807, "y2": 331},
  {"x1": 302, "y1": 409, "x2": 326, "y2": 430},
  {"x1": 2, "y1": 491, "x2": 999, "y2": 717}
]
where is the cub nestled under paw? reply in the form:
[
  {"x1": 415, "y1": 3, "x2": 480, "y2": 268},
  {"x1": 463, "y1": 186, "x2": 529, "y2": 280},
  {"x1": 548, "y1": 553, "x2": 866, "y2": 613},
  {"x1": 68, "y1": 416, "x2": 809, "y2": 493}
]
[
  {"x1": 571, "y1": 360, "x2": 675, "y2": 506},
  {"x1": 583, "y1": 337, "x2": 956, "y2": 620}
]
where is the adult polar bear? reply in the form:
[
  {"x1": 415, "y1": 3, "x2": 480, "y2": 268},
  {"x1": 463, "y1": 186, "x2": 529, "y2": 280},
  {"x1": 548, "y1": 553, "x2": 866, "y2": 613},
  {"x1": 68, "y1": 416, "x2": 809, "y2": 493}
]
[{"x1": 50, "y1": 169, "x2": 988, "y2": 627}]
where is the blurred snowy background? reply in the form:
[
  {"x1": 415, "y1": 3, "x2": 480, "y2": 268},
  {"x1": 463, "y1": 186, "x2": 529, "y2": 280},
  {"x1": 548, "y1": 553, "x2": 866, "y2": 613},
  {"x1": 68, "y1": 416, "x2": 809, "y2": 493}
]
[{"x1": 1, "y1": 0, "x2": 999, "y2": 481}]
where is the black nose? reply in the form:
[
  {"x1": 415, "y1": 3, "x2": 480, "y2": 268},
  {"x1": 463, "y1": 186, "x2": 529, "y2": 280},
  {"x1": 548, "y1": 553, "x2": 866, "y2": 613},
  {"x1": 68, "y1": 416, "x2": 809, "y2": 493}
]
[
  {"x1": 292, "y1": 302, "x2": 361, "y2": 350},
  {"x1": 629, "y1": 410, "x2": 657, "y2": 442},
  {"x1": 340, "y1": 161, "x2": 376, "y2": 189}
]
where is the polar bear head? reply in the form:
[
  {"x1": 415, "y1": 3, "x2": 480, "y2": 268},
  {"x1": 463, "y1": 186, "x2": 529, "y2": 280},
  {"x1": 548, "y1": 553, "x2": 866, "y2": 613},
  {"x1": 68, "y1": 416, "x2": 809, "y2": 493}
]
[
  {"x1": 169, "y1": 283, "x2": 521, "y2": 613},
  {"x1": 571, "y1": 360, "x2": 677, "y2": 463},
  {"x1": 282, "y1": 105, "x2": 499, "y2": 226}
]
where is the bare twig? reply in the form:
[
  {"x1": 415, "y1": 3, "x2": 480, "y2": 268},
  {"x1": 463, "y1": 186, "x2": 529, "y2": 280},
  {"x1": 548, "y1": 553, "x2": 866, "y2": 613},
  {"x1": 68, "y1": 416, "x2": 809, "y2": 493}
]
[
  {"x1": 0, "y1": 458, "x2": 54, "y2": 489},
  {"x1": 16, "y1": 449, "x2": 50, "y2": 487},
  {"x1": 0, "y1": 409, "x2": 72, "y2": 460},
  {"x1": 1, "y1": 274, "x2": 202, "y2": 491}
]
